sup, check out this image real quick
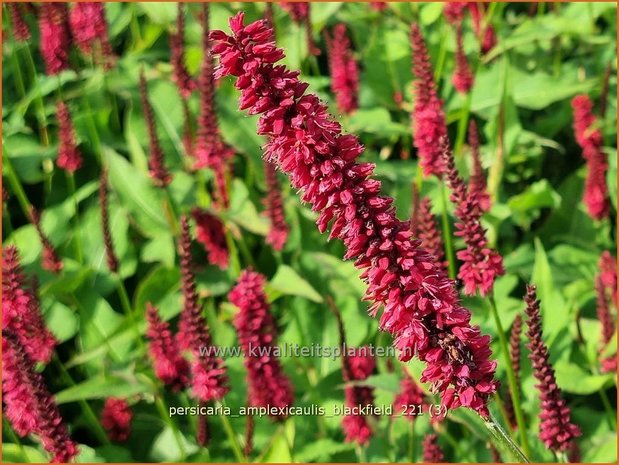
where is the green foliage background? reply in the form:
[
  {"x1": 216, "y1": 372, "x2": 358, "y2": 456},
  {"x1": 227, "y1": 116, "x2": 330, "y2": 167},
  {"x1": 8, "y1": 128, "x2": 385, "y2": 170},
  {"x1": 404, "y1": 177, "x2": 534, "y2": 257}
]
[{"x1": 2, "y1": 2, "x2": 617, "y2": 463}]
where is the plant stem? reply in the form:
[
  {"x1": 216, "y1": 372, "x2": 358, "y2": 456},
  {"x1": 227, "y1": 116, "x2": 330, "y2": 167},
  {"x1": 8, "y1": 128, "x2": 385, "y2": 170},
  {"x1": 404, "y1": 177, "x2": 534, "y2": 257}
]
[
  {"x1": 154, "y1": 395, "x2": 187, "y2": 460},
  {"x1": 21, "y1": 38, "x2": 50, "y2": 146},
  {"x1": 3, "y1": 156, "x2": 31, "y2": 218},
  {"x1": 215, "y1": 400, "x2": 246, "y2": 462},
  {"x1": 116, "y1": 275, "x2": 145, "y2": 353},
  {"x1": 408, "y1": 419, "x2": 415, "y2": 462},
  {"x1": 484, "y1": 413, "x2": 529, "y2": 463},
  {"x1": 439, "y1": 183, "x2": 457, "y2": 279},
  {"x1": 66, "y1": 173, "x2": 84, "y2": 264},
  {"x1": 488, "y1": 294, "x2": 531, "y2": 458}
]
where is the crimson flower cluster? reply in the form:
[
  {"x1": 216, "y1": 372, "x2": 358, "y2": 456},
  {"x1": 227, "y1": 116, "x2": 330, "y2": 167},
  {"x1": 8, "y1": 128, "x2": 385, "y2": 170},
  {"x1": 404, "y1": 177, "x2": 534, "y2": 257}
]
[
  {"x1": 263, "y1": 162, "x2": 290, "y2": 251},
  {"x1": 422, "y1": 433, "x2": 445, "y2": 463},
  {"x1": 571, "y1": 94, "x2": 610, "y2": 220},
  {"x1": 99, "y1": 169, "x2": 119, "y2": 273},
  {"x1": 442, "y1": 140, "x2": 504, "y2": 296},
  {"x1": 29, "y1": 206, "x2": 64, "y2": 273},
  {"x1": 410, "y1": 193, "x2": 447, "y2": 273},
  {"x1": 38, "y1": 3, "x2": 71, "y2": 75},
  {"x1": 194, "y1": 4, "x2": 234, "y2": 209},
  {"x1": 170, "y1": 4, "x2": 196, "y2": 99},
  {"x1": 452, "y1": 23, "x2": 474, "y2": 94},
  {"x1": 145, "y1": 302, "x2": 190, "y2": 391},
  {"x1": 101, "y1": 398, "x2": 133, "y2": 442},
  {"x1": 342, "y1": 347, "x2": 376, "y2": 445},
  {"x1": 56, "y1": 101, "x2": 83, "y2": 173},
  {"x1": 370, "y1": 2, "x2": 388, "y2": 12},
  {"x1": 468, "y1": 2, "x2": 497, "y2": 53},
  {"x1": 595, "y1": 254, "x2": 617, "y2": 373},
  {"x1": 191, "y1": 207, "x2": 230, "y2": 269},
  {"x1": 410, "y1": 23, "x2": 448, "y2": 177},
  {"x1": 229, "y1": 270, "x2": 294, "y2": 416},
  {"x1": 325, "y1": 23, "x2": 359, "y2": 115},
  {"x1": 467, "y1": 120, "x2": 491, "y2": 212},
  {"x1": 599, "y1": 251, "x2": 617, "y2": 306},
  {"x1": 8, "y1": 3, "x2": 31, "y2": 41},
  {"x1": 3, "y1": 332, "x2": 79, "y2": 462},
  {"x1": 393, "y1": 372, "x2": 426, "y2": 422},
  {"x1": 68, "y1": 2, "x2": 114, "y2": 68},
  {"x1": 177, "y1": 216, "x2": 229, "y2": 402},
  {"x1": 504, "y1": 314, "x2": 522, "y2": 429},
  {"x1": 525, "y1": 285, "x2": 581, "y2": 452},
  {"x1": 210, "y1": 12, "x2": 498, "y2": 418}
]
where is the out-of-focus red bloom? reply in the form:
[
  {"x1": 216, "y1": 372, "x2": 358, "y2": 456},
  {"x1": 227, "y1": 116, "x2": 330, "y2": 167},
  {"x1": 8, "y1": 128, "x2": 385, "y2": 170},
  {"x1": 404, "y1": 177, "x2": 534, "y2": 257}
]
[
  {"x1": 263, "y1": 162, "x2": 289, "y2": 251},
  {"x1": 599, "y1": 251, "x2": 617, "y2": 306},
  {"x1": 410, "y1": 192, "x2": 447, "y2": 273},
  {"x1": 191, "y1": 208, "x2": 229, "y2": 269},
  {"x1": 229, "y1": 270, "x2": 294, "y2": 416},
  {"x1": 370, "y1": 2, "x2": 388, "y2": 12},
  {"x1": 504, "y1": 314, "x2": 522, "y2": 429},
  {"x1": 442, "y1": 140, "x2": 504, "y2": 295},
  {"x1": 467, "y1": 120, "x2": 490, "y2": 212},
  {"x1": 38, "y1": 3, "x2": 70, "y2": 75},
  {"x1": 422, "y1": 433, "x2": 445, "y2": 462},
  {"x1": 56, "y1": 101, "x2": 83, "y2": 173},
  {"x1": 571, "y1": 95, "x2": 610, "y2": 220},
  {"x1": 443, "y1": 2, "x2": 467, "y2": 24},
  {"x1": 525, "y1": 285, "x2": 581, "y2": 452},
  {"x1": 176, "y1": 216, "x2": 229, "y2": 402},
  {"x1": 145, "y1": 302, "x2": 190, "y2": 390},
  {"x1": 2, "y1": 332, "x2": 78, "y2": 462},
  {"x1": 595, "y1": 275, "x2": 616, "y2": 373},
  {"x1": 325, "y1": 23, "x2": 359, "y2": 115},
  {"x1": 194, "y1": 4, "x2": 233, "y2": 209},
  {"x1": 170, "y1": 3, "x2": 196, "y2": 99},
  {"x1": 99, "y1": 169, "x2": 119, "y2": 273},
  {"x1": 393, "y1": 372, "x2": 425, "y2": 422},
  {"x1": 342, "y1": 347, "x2": 375, "y2": 445},
  {"x1": 452, "y1": 24, "x2": 474, "y2": 94},
  {"x1": 2, "y1": 245, "x2": 57, "y2": 364},
  {"x1": 29, "y1": 207, "x2": 64, "y2": 273},
  {"x1": 101, "y1": 398, "x2": 133, "y2": 442},
  {"x1": 210, "y1": 13, "x2": 499, "y2": 418},
  {"x1": 468, "y1": 2, "x2": 497, "y2": 53},
  {"x1": 279, "y1": 2, "x2": 319, "y2": 55},
  {"x1": 411, "y1": 23, "x2": 448, "y2": 177},
  {"x1": 139, "y1": 70, "x2": 172, "y2": 187},
  {"x1": 8, "y1": 3, "x2": 31, "y2": 41},
  {"x1": 68, "y1": 2, "x2": 115, "y2": 68}
]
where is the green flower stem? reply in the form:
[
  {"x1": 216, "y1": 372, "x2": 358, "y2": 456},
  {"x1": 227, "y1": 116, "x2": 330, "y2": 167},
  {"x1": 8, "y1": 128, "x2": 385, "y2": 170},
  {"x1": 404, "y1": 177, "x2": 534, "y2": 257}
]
[
  {"x1": 598, "y1": 389, "x2": 617, "y2": 430},
  {"x1": 215, "y1": 400, "x2": 246, "y2": 462},
  {"x1": 4, "y1": 156, "x2": 32, "y2": 218},
  {"x1": 53, "y1": 355, "x2": 111, "y2": 446},
  {"x1": 116, "y1": 275, "x2": 145, "y2": 354},
  {"x1": 484, "y1": 413, "x2": 530, "y2": 463},
  {"x1": 66, "y1": 173, "x2": 84, "y2": 264},
  {"x1": 492, "y1": 392, "x2": 514, "y2": 436},
  {"x1": 7, "y1": 22, "x2": 27, "y2": 99},
  {"x1": 154, "y1": 394, "x2": 187, "y2": 460},
  {"x1": 21, "y1": 37, "x2": 50, "y2": 146},
  {"x1": 163, "y1": 186, "x2": 180, "y2": 236},
  {"x1": 3, "y1": 418, "x2": 31, "y2": 462},
  {"x1": 408, "y1": 419, "x2": 415, "y2": 462},
  {"x1": 439, "y1": 183, "x2": 457, "y2": 279},
  {"x1": 488, "y1": 293, "x2": 531, "y2": 458}
]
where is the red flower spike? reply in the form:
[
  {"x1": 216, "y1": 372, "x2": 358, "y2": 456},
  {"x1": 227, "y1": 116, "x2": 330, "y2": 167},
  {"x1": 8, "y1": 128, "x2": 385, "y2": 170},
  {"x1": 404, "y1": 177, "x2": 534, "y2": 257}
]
[
  {"x1": 468, "y1": 2, "x2": 497, "y2": 53},
  {"x1": 139, "y1": 70, "x2": 173, "y2": 187},
  {"x1": 263, "y1": 162, "x2": 289, "y2": 251},
  {"x1": 68, "y1": 2, "x2": 115, "y2": 68},
  {"x1": 370, "y1": 2, "x2": 388, "y2": 12},
  {"x1": 145, "y1": 303, "x2": 190, "y2": 390},
  {"x1": 325, "y1": 24, "x2": 359, "y2": 115},
  {"x1": 443, "y1": 2, "x2": 467, "y2": 24},
  {"x1": 229, "y1": 270, "x2": 294, "y2": 417},
  {"x1": 422, "y1": 433, "x2": 445, "y2": 462},
  {"x1": 2, "y1": 332, "x2": 78, "y2": 462},
  {"x1": 29, "y1": 207, "x2": 64, "y2": 273},
  {"x1": 101, "y1": 398, "x2": 133, "y2": 442},
  {"x1": 411, "y1": 23, "x2": 449, "y2": 177},
  {"x1": 467, "y1": 120, "x2": 491, "y2": 212},
  {"x1": 599, "y1": 251, "x2": 617, "y2": 306},
  {"x1": 410, "y1": 194, "x2": 447, "y2": 274},
  {"x1": 38, "y1": 3, "x2": 70, "y2": 75},
  {"x1": 176, "y1": 216, "x2": 229, "y2": 402},
  {"x1": 194, "y1": 3, "x2": 233, "y2": 209},
  {"x1": 452, "y1": 24, "x2": 474, "y2": 94},
  {"x1": 595, "y1": 277, "x2": 616, "y2": 373},
  {"x1": 524, "y1": 285, "x2": 581, "y2": 452},
  {"x1": 99, "y1": 169, "x2": 119, "y2": 273},
  {"x1": 504, "y1": 314, "x2": 522, "y2": 429},
  {"x1": 442, "y1": 139, "x2": 504, "y2": 295},
  {"x1": 393, "y1": 372, "x2": 425, "y2": 422},
  {"x1": 2, "y1": 245, "x2": 57, "y2": 365},
  {"x1": 342, "y1": 347, "x2": 376, "y2": 445},
  {"x1": 170, "y1": 3, "x2": 196, "y2": 99},
  {"x1": 279, "y1": 2, "x2": 319, "y2": 55},
  {"x1": 56, "y1": 101, "x2": 83, "y2": 173},
  {"x1": 191, "y1": 208, "x2": 229, "y2": 269},
  {"x1": 210, "y1": 12, "x2": 498, "y2": 419},
  {"x1": 9, "y1": 3, "x2": 31, "y2": 41}
]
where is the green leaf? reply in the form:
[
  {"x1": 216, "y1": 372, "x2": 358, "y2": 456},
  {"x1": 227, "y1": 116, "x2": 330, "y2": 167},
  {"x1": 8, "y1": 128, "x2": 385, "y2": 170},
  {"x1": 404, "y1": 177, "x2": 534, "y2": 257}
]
[
  {"x1": 137, "y1": 2, "x2": 177, "y2": 25},
  {"x1": 227, "y1": 179, "x2": 270, "y2": 235},
  {"x1": 1, "y1": 444, "x2": 48, "y2": 463},
  {"x1": 267, "y1": 265, "x2": 324, "y2": 303},
  {"x1": 55, "y1": 376, "x2": 155, "y2": 404},
  {"x1": 44, "y1": 301, "x2": 78, "y2": 343},
  {"x1": 150, "y1": 426, "x2": 197, "y2": 462},
  {"x1": 260, "y1": 419, "x2": 295, "y2": 463},
  {"x1": 507, "y1": 180, "x2": 561, "y2": 228},
  {"x1": 553, "y1": 362, "x2": 615, "y2": 394}
]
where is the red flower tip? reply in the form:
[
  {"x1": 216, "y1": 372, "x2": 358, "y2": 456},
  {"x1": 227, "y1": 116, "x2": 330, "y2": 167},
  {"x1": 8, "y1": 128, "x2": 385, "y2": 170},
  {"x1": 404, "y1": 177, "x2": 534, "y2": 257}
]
[
  {"x1": 99, "y1": 169, "x2": 119, "y2": 273},
  {"x1": 210, "y1": 13, "x2": 498, "y2": 419},
  {"x1": 9, "y1": 3, "x2": 31, "y2": 41},
  {"x1": 599, "y1": 251, "x2": 617, "y2": 306},
  {"x1": 191, "y1": 208, "x2": 229, "y2": 269},
  {"x1": 2, "y1": 332, "x2": 78, "y2": 462},
  {"x1": 56, "y1": 101, "x2": 83, "y2": 173},
  {"x1": 504, "y1": 314, "x2": 522, "y2": 429},
  {"x1": 101, "y1": 398, "x2": 133, "y2": 442},
  {"x1": 170, "y1": 3, "x2": 196, "y2": 99},
  {"x1": 422, "y1": 433, "x2": 445, "y2": 462},
  {"x1": 145, "y1": 302, "x2": 190, "y2": 390},
  {"x1": 411, "y1": 23, "x2": 448, "y2": 177},
  {"x1": 263, "y1": 162, "x2": 289, "y2": 251},
  {"x1": 524, "y1": 284, "x2": 581, "y2": 452},
  {"x1": 29, "y1": 206, "x2": 64, "y2": 273},
  {"x1": 467, "y1": 120, "x2": 491, "y2": 212},
  {"x1": 452, "y1": 24, "x2": 474, "y2": 94},
  {"x1": 39, "y1": 3, "x2": 71, "y2": 75},
  {"x1": 68, "y1": 2, "x2": 115, "y2": 68},
  {"x1": 370, "y1": 2, "x2": 388, "y2": 12},
  {"x1": 229, "y1": 269, "x2": 294, "y2": 417},
  {"x1": 342, "y1": 346, "x2": 376, "y2": 444},
  {"x1": 393, "y1": 373, "x2": 425, "y2": 422},
  {"x1": 468, "y1": 3, "x2": 497, "y2": 53},
  {"x1": 139, "y1": 69, "x2": 173, "y2": 187},
  {"x1": 325, "y1": 23, "x2": 359, "y2": 115},
  {"x1": 410, "y1": 193, "x2": 447, "y2": 273},
  {"x1": 443, "y1": 2, "x2": 467, "y2": 24}
]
